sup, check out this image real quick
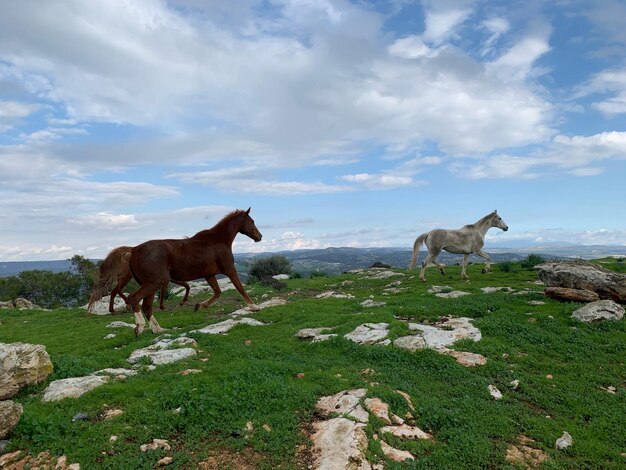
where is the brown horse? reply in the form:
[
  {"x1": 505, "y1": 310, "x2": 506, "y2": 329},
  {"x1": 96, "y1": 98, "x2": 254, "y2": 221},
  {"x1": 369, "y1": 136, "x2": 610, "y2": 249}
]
[
  {"x1": 88, "y1": 246, "x2": 192, "y2": 313},
  {"x1": 95, "y1": 208, "x2": 262, "y2": 336}
]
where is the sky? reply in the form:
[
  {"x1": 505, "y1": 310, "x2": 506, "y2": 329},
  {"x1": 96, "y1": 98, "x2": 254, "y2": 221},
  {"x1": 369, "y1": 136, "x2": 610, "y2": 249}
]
[{"x1": 1, "y1": 0, "x2": 625, "y2": 261}]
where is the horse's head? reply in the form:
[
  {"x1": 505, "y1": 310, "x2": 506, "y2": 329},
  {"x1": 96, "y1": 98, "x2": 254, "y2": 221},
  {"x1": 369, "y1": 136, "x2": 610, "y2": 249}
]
[
  {"x1": 240, "y1": 207, "x2": 263, "y2": 242},
  {"x1": 491, "y1": 210, "x2": 509, "y2": 231}
]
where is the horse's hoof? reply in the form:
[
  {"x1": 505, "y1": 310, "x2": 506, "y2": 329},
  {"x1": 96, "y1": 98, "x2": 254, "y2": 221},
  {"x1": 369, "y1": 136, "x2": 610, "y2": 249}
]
[
  {"x1": 481, "y1": 268, "x2": 487, "y2": 274},
  {"x1": 134, "y1": 326, "x2": 140, "y2": 337},
  {"x1": 194, "y1": 303, "x2": 200, "y2": 312},
  {"x1": 249, "y1": 304, "x2": 261, "y2": 312}
]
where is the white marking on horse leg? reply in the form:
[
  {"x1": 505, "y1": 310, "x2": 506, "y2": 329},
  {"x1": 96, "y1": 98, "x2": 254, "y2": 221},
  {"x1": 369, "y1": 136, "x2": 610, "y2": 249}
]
[
  {"x1": 477, "y1": 250, "x2": 491, "y2": 273},
  {"x1": 461, "y1": 254, "x2": 469, "y2": 280},
  {"x1": 134, "y1": 311, "x2": 146, "y2": 336},
  {"x1": 148, "y1": 315, "x2": 167, "y2": 334}
]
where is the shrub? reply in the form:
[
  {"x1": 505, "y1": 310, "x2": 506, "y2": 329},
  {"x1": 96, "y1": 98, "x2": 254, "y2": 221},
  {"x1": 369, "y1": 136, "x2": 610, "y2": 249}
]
[
  {"x1": 520, "y1": 253, "x2": 546, "y2": 269},
  {"x1": 309, "y1": 271, "x2": 328, "y2": 278},
  {"x1": 498, "y1": 260, "x2": 515, "y2": 273},
  {"x1": 248, "y1": 255, "x2": 292, "y2": 282}
]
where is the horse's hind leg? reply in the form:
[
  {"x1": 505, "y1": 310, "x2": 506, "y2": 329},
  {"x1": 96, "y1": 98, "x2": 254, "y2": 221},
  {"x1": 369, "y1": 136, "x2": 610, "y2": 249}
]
[
  {"x1": 176, "y1": 281, "x2": 191, "y2": 307},
  {"x1": 420, "y1": 252, "x2": 445, "y2": 281},
  {"x1": 109, "y1": 272, "x2": 132, "y2": 313},
  {"x1": 194, "y1": 276, "x2": 221, "y2": 312}
]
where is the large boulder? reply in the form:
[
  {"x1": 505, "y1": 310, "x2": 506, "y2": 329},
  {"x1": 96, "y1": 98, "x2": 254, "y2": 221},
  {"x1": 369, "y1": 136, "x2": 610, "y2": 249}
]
[
  {"x1": 0, "y1": 343, "x2": 53, "y2": 400},
  {"x1": 544, "y1": 287, "x2": 600, "y2": 303},
  {"x1": 0, "y1": 400, "x2": 23, "y2": 439},
  {"x1": 535, "y1": 262, "x2": 626, "y2": 303},
  {"x1": 572, "y1": 300, "x2": 624, "y2": 323}
]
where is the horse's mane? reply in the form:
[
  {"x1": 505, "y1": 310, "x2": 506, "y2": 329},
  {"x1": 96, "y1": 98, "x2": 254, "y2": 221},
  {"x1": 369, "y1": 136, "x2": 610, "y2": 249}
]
[
  {"x1": 464, "y1": 211, "x2": 497, "y2": 229},
  {"x1": 191, "y1": 210, "x2": 246, "y2": 238}
]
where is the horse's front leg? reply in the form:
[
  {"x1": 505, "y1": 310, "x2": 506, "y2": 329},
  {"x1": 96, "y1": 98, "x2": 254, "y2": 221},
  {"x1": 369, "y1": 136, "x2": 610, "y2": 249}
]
[
  {"x1": 225, "y1": 269, "x2": 259, "y2": 311},
  {"x1": 476, "y1": 250, "x2": 491, "y2": 273},
  {"x1": 461, "y1": 254, "x2": 470, "y2": 280},
  {"x1": 194, "y1": 276, "x2": 221, "y2": 312},
  {"x1": 143, "y1": 290, "x2": 167, "y2": 334}
]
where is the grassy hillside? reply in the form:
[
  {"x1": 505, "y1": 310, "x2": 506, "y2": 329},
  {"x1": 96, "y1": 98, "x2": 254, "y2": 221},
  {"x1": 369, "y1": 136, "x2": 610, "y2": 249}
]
[{"x1": 1, "y1": 259, "x2": 624, "y2": 469}]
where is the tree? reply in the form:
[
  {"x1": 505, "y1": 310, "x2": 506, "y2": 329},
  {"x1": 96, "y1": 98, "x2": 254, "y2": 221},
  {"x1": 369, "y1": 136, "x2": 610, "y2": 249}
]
[{"x1": 248, "y1": 255, "x2": 292, "y2": 282}]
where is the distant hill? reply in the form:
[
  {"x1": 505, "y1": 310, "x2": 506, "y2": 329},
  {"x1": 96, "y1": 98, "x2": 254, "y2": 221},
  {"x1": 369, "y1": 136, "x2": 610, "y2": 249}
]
[{"x1": 4, "y1": 244, "x2": 623, "y2": 278}]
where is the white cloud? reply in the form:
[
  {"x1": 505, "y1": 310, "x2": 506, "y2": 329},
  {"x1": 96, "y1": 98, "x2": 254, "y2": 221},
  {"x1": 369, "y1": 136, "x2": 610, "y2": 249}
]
[
  {"x1": 577, "y1": 68, "x2": 626, "y2": 116},
  {"x1": 339, "y1": 172, "x2": 415, "y2": 189},
  {"x1": 168, "y1": 167, "x2": 352, "y2": 195},
  {"x1": 480, "y1": 17, "x2": 510, "y2": 57},
  {"x1": 0, "y1": 100, "x2": 39, "y2": 131},
  {"x1": 0, "y1": 0, "x2": 555, "y2": 169},
  {"x1": 452, "y1": 131, "x2": 626, "y2": 179},
  {"x1": 488, "y1": 28, "x2": 551, "y2": 82}
]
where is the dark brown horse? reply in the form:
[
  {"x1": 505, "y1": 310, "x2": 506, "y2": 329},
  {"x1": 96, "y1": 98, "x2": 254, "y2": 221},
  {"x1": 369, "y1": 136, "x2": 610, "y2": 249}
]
[
  {"x1": 94, "y1": 208, "x2": 262, "y2": 335},
  {"x1": 88, "y1": 246, "x2": 192, "y2": 313}
]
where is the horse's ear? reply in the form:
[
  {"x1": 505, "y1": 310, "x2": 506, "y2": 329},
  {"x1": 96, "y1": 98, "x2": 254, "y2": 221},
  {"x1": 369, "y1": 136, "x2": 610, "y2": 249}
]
[
  {"x1": 245, "y1": 207, "x2": 251, "y2": 214},
  {"x1": 494, "y1": 209, "x2": 497, "y2": 214}
]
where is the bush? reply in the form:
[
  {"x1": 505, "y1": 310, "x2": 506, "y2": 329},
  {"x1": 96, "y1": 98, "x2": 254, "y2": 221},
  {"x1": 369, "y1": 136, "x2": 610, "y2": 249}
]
[
  {"x1": 520, "y1": 253, "x2": 546, "y2": 269},
  {"x1": 498, "y1": 260, "x2": 515, "y2": 273},
  {"x1": 248, "y1": 255, "x2": 292, "y2": 282},
  {"x1": 309, "y1": 271, "x2": 328, "y2": 278}
]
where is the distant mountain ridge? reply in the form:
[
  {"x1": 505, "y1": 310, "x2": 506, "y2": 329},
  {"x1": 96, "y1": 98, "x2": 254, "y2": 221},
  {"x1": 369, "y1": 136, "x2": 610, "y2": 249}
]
[{"x1": 2, "y1": 244, "x2": 625, "y2": 278}]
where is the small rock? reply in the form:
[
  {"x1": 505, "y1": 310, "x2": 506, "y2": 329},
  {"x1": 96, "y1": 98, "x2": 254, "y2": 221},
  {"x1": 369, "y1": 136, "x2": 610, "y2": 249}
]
[
  {"x1": 103, "y1": 334, "x2": 116, "y2": 339},
  {"x1": 546, "y1": 374, "x2": 553, "y2": 380},
  {"x1": 360, "y1": 299, "x2": 386, "y2": 308},
  {"x1": 364, "y1": 398, "x2": 392, "y2": 425},
  {"x1": 245, "y1": 422, "x2": 254, "y2": 432},
  {"x1": 380, "y1": 424, "x2": 432, "y2": 440},
  {"x1": 141, "y1": 438, "x2": 171, "y2": 452},
  {"x1": 296, "y1": 373, "x2": 305, "y2": 379},
  {"x1": 157, "y1": 456, "x2": 174, "y2": 466},
  {"x1": 555, "y1": 431, "x2": 573, "y2": 450},
  {"x1": 103, "y1": 409, "x2": 124, "y2": 420},
  {"x1": 178, "y1": 369, "x2": 202, "y2": 376},
  {"x1": 244, "y1": 340, "x2": 252, "y2": 346},
  {"x1": 72, "y1": 412, "x2": 90, "y2": 422},
  {"x1": 110, "y1": 435, "x2": 118, "y2": 442},
  {"x1": 0, "y1": 401, "x2": 22, "y2": 439},
  {"x1": 380, "y1": 440, "x2": 415, "y2": 462},
  {"x1": 509, "y1": 380, "x2": 520, "y2": 390},
  {"x1": 263, "y1": 424, "x2": 272, "y2": 432},
  {"x1": 488, "y1": 385, "x2": 503, "y2": 400}
]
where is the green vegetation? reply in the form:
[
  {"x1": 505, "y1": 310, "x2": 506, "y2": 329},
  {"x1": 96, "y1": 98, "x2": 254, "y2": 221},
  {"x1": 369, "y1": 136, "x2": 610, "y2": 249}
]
[
  {"x1": 1, "y1": 259, "x2": 624, "y2": 468},
  {"x1": 520, "y1": 253, "x2": 547, "y2": 269},
  {"x1": 248, "y1": 255, "x2": 293, "y2": 282},
  {"x1": 0, "y1": 255, "x2": 97, "y2": 308}
]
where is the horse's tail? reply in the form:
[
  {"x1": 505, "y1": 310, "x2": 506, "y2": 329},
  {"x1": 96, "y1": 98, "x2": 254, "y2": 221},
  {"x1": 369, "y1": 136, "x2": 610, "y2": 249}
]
[
  {"x1": 408, "y1": 233, "x2": 428, "y2": 269},
  {"x1": 87, "y1": 246, "x2": 133, "y2": 312}
]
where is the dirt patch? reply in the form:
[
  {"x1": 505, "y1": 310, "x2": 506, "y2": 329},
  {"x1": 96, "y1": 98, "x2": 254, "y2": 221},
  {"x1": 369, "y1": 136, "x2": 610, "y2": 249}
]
[{"x1": 197, "y1": 447, "x2": 265, "y2": 470}]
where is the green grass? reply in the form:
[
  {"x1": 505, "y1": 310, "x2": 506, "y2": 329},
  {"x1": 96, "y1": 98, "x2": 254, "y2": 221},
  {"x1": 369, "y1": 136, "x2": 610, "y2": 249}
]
[{"x1": 1, "y1": 261, "x2": 625, "y2": 469}]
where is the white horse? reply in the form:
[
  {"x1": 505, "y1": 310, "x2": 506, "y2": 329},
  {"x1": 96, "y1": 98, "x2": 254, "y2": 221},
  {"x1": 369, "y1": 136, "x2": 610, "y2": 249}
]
[{"x1": 408, "y1": 210, "x2": 509, "y2": 281}]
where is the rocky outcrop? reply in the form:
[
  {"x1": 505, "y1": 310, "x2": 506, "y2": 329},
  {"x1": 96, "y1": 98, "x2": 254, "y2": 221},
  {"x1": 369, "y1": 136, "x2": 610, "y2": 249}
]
[
  {"x1": 0, "y1": 343, "x2": 53, "y2": 400},
  {"x1": 571, "y1": 300, "x2": 624, "y2": 323},
  {"x1": 345, "y1": 323, "x2": 390, "y2": 346},
  {"x1": 544, "y1": 287, "x2": 600, "y2": 303},
  {"x1": 0, "y1": 400, "x2": 23, "y2": 439},
  {"x1": 536, "y1": 262, "x2": 626, "y2": 303},
  {"x1": 0, "y1": 298, "x2": 40, "y2": 310},
  {"x1": 42, "y1": 375, "x2": 110, "y2": 402},
  {"x1": 127, "y1": 337, "x2": 197, "y2": 365},
  {"x1": 190, "y1": 317, "x2": 266, "y2": 334}
]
